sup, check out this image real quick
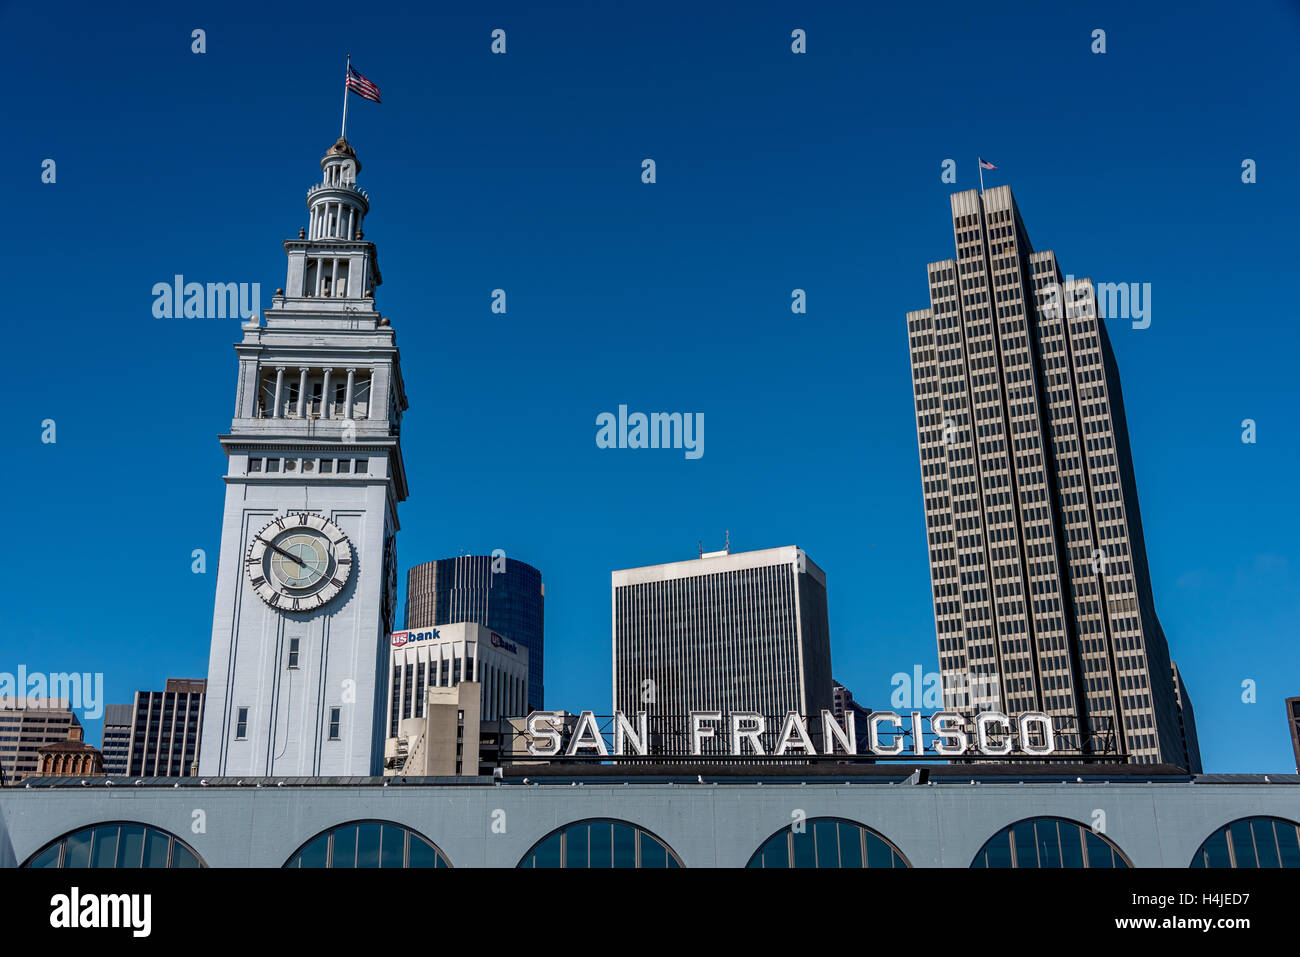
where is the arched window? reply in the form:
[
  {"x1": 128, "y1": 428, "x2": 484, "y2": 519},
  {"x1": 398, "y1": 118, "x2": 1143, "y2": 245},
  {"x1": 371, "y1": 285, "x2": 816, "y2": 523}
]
[
  {"x1": 1190, "y1": 816, "x2": 1300, "y2": 868},
  {"x1": 284, "y1": 820, "x2": 450, "y2": 868},
  {"x1": 517, "y1": 819, "x2": 682, "y2": 868},
  {"x1": 23, "y1": 822, "x2": 205, "y2": 868},
  {"x1": 971, "y1": 816, "x2": 1130, "y2": 868},
  {"x1": 748, "y1": 817, "x2": 909, "y2": 868}
]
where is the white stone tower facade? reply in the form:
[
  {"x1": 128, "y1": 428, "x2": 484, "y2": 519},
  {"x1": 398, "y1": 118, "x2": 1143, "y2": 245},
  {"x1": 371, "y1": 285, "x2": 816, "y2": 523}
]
[{"x1": 199, "y1": 138, "x2": 409, "y2": 777}]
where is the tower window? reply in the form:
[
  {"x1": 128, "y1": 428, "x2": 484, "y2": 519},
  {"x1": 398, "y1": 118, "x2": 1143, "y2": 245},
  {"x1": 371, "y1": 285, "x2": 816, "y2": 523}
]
[
  {"x1": 328, "y1": 708, "x2": 341, "y2": 741},
  {"x1": 235, "y1": 708, "x2": 249, "y2": 739},
  {"x1": 248, "y1": 458, "x2": 263, "y2": 473},
  {"x1": 320, "y1": 460, "x2": 334, "y2": 474},
  {"x1": 288, "y1": 638, "x2": 300, "y2": 669},
  {"x1": 354, "y1": 459, "x2": 368, "y2": 475},
  {"x1": 266, "y1": 459, "x2": 281, "y2": 473},
  {"x1": 337, "y1": 460, "x2": 352, "y2": 474}
]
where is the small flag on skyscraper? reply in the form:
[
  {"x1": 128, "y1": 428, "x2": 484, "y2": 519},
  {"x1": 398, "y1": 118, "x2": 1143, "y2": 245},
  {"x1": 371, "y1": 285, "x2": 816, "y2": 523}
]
[
  {"x1": 346, "y1": 65, "x2": 382, "y2": 104},
  {"x1": 979, "y1": 158, "x2": 997, "y2": 170}
]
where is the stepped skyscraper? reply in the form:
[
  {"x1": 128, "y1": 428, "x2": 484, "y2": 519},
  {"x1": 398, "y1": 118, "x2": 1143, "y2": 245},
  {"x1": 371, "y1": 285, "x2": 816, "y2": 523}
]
[
  {"x1": 906, "y1": 185, "x2": 1198, "y2": 768},
  {"x1": 200, "y1": 138, "x2": 409, "y2": 776}
]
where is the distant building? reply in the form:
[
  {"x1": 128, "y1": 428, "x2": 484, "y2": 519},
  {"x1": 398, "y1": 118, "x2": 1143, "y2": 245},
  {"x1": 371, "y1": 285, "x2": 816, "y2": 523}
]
[
  {"x1": 101, "y1": 703, "x2": 133, "y2": 776},
  {"x1": 612, "y1": 545, "x2": 834, "y2": 754},
  {"x1": 1287, "y1": 696, "x2": 1300, "y2": 774},
  {"x1": 831, "y1": 680, "x2": 873, "y2": 742},
  {"x1": 405, "y1": 556, "x2": 546, "y2": 710},
  {"x1": 36, "y1": 726, "x2": 104, "y2": 778},
  {"x1": 386, "y1": 622, "x2": 529, "y2": 742},
  {"x1": 120, "y1": 679, "x2": 207, "y2": 778},
  {"x1": 0, "y1": 699, "x2": 81, "y2": 784},
  {"x1": 1170, "y1": 663, "x2": 1203, "y2": 774}
]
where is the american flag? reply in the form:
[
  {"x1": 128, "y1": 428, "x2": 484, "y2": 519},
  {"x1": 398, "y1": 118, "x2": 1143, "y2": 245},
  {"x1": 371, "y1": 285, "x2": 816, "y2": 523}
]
[
  {"x1": 346, "y1": 66, "x2": 381, "y2": 104},
  {"x1": 979, "y1": 158, "x2": 997, "y2": 170}
]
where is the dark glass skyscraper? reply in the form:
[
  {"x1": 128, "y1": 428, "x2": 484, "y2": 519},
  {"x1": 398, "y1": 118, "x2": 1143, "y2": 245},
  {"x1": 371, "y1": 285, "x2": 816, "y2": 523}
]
[
  {"x1": 405, "y1": 556, "x2": 545, "y2": 711},
  {"x1": 906, "y1": 185, "x2": 1199, "y2": 768},
  {"x1": 125, "y1": 679, "x2": 207, "y2": 777}
]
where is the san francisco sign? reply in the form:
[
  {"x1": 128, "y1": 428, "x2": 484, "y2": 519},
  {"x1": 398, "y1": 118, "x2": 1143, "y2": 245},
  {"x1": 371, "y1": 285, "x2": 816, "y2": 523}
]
[{"x1": 523, "y1": 709, "x2": 1057, "y2": 758}]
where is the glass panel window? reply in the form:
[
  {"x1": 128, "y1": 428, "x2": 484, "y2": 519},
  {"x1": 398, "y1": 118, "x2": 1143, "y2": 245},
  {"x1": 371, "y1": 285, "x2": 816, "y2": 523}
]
[
  {"x1": 520, "y1": 820, "x2": 679, "y2": 869},
  {"x1": 295, "y1": 836, "x2": 329, "y2": 869},
  {"x1": 27, "y1": 844, "x2": 61, "y2": 868},
  {"x1": 564, "y1": 823, "x2": 588, "y2": 868},
  {"x1": 1228, "y1": 821, "x2": 1256, "y2": 867},
  {"x1": 116, "y1": 825, "x2": 146, "y2": 868},
  {"x1": 142, "y1": 830, "x2": 170, "y2": 868},
  {"x1": 356, "y1": 823, "x2": 382, "y2": 868},
  {"x1": 331, "y1": 825, "x2": 359, "y2": 868},
  {"x1": 408, "y1": 834, "x2": 445, "y2": 868},
  {"x1": 971, "y1": 818, "x2": 1128, "y2": 869},
  {"x1": 1192, "y1": 817, "x2": 1300, "y2": 869},
  {"x1": 63, "y1": 830, "x2": 93, "y2": 868},
  {"x1": 837, "y1": 823, "x2": 863, "y2": 868},
  {"x1": 284, "y1": 821, "x2": 448, "y2": 869},
  {"x1": 89, "y1": 826, "x2": 119, "y2": 868},
  {"x1": 589, "y1": 822, "x2": 613, "y2": 868},
  {"x1": 171, "y1": 843, "x2": 201, "y2": 868},
  {"x1": 380, "y1": 825, "x2": 405, "y2": 868},
  {"x1": 612, "y1": 823, "x2": 636, "y2": 867},
  {"x1": 814, "y1": 820, "x2": 839, "y2": 868}
]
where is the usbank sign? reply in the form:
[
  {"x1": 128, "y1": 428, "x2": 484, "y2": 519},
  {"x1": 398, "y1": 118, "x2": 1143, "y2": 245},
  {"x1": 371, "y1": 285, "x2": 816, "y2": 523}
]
[
  {"x1": 524, "y1": 710, "x2": 1059, "y2": 759},
  {"x1": 391, "y1": 628, "x2": 440, "y2": 648}
]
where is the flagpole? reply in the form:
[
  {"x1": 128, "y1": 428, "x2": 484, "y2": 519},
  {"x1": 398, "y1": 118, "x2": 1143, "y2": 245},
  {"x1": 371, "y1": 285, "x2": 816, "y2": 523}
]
[
  {"x1": 978, "y1": 157, "x2": 985, "y2": 195},
  {"x1": 341, "y1": 53, "x2": 351, "y2": 140}
]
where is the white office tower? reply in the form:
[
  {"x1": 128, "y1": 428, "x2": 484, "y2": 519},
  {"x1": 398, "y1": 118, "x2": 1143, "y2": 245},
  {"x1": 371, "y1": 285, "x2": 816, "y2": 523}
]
[
  {"x1": 612, "y1": 545, "x2": 834, "y2": 754},
  {"x1": 385, "y1": 622, "x2": 530, "y2": 734},
  {"x1": 200, "y1": 137, "x2": 409, "y2": 776}
]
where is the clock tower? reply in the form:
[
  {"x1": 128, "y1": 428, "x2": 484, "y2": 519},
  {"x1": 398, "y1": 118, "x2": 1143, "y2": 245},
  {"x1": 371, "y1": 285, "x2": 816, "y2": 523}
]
[{"x1": 199, "y1": 137, "x2": 408, "y2": 777}]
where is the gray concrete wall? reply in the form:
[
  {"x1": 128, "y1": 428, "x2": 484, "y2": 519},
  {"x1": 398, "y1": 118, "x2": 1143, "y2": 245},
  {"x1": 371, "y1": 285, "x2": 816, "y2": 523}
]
[{"x1": 2, "y1": 779, "x2": 1297, "y2": 868}]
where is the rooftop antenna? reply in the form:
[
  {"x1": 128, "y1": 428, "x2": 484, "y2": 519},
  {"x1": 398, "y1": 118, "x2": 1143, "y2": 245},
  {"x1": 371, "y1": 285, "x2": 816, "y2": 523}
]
[
  {"x1": 698, "y1": 540, "x2": 703, "y2": 558},
  {"x1": 724, "y1": 529, "x2": 730, "y2": 553}
]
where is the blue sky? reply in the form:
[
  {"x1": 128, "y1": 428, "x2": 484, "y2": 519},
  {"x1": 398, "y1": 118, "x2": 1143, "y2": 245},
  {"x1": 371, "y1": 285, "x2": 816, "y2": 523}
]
[{"x1": 3, "y1": 0, "x2": 1298, "y2": 772}]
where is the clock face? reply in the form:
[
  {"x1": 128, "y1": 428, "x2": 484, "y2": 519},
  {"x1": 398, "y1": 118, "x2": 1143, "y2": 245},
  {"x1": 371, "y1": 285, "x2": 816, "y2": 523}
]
[{"x1": 246, "y1": 513, "x2": 352, "y2": 612}]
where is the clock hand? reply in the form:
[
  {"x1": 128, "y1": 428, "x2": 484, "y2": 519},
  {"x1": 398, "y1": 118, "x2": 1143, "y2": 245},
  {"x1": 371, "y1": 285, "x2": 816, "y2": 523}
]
[{"x1": 260, "y1": 538, "x2": 322, "y2": 570}]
